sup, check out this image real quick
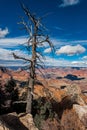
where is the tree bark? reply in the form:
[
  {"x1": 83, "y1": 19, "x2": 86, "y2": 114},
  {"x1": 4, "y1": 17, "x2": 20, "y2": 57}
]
[
  {"x1": 26, "y1": 77, "x2": 34, "y2": 113},
  {"x1": 26, "y1": 34, "x2": 36, "y2": 113}
]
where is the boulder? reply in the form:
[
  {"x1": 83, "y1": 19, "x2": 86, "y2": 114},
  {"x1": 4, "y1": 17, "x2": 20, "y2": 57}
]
[
  {"x1": 0, "y1": 112, "x2": 29, "y2": 130},
  {"x1": 0, "y1": 120, "x2": 11, "y2": 130},
  {"x1": 19, "y1": 113, "x2": 38, "y2": 130},
  {"x1": 40, "y1": 118, "x2": 61, "y2": 130},
  {"x1": 65, "y1": 84, "x2": 85, "y2": 106},
  {"x1": 61, "y1": 105, "x2": 87, "y2": 130},
  {"x1": 0, "y1": 112, "x2": 39, "y2": 130}
]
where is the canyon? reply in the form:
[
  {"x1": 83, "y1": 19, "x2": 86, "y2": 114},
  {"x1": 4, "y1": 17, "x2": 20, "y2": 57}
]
[{"x1": 0, "y1": 66, "x2": 87, "y2": 130}]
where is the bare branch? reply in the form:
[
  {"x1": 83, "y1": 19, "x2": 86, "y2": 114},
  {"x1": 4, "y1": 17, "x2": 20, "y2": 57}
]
[
  {"x1": 36, "y1": 54, "x2": 45, "y2": 66},
  {"x1": 46, "y1": 36, "x2": 54, "y2": 49},
  {"x1": 27, "y1": 36, "x2": 33, "y2": 46},
  {"x1": 21, "y1": 4, "x2": 37, "y2": 26},
  {"x1": 35, "y1": 66, "x2": 45, "y2": 78},
  {"x1": 18, "y1": 17, "x2": 32, "y2": 37},
  {"x1": 12, "y1": 53, "x2": 32, "y2": 63},
  {"x1": 36, "y1": 50, "x2": 46, "y2": 60},
  {"x1": 21, "y1": 3, "x2": 47, "y2": 32},
  {"x1": 36, "y1": 63, "x2": 45, "y2": 69}
]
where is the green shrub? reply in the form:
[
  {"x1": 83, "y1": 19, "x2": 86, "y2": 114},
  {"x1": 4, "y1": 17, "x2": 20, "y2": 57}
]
[{"x1": 32, "y1": 97, "x2": 55, "y2": 129}]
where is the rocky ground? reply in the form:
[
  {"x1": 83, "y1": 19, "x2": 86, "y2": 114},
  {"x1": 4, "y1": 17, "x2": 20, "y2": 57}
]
[{"x1": 0, "y1": 66, "x2": 87, "y2": 130}]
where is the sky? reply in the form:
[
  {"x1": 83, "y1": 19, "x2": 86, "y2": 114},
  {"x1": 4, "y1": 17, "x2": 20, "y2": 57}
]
[{"x1": 0, "y1": 0, "x2": 87, "y2": 67}]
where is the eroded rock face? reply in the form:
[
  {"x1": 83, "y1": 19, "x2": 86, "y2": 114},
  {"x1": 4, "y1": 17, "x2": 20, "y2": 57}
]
[
  {"x1": 66, "y1": 84, "x2": 85, "y2": 106},
  {"x1": 61, "y1": 105, "x2": 87, "y2": 130},
  {"x1": 0, "y1": 120, "x2": 11, "y2": 130},
  {"x1": 40, "y1": 118, "x2": 61, "y2": 130},
  {"x1": 0, "y1": 67, "x2": 87, "y2": 130},
  {"x1": 34, "y1": 84, "x2": 85, "y2": 106},
  {"x1": 73, "y1": 105, "x2": 87, "y2": 127},
  {"x1": 0, "y1": 112, "x2": 28, "y2": 130},
  {"x1": 0, "y1": 113, "x2": 38, "y2": 130},
  {"x1": 19, "y1": 113, "x2": 38, "y2": 130}
]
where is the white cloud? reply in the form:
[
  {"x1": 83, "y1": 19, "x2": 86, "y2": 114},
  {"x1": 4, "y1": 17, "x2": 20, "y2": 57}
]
[
  {"x1": 0, "y1": 48, "x2": 29, "y2": 60},
  {"x1": 0, "y1": 36, "x2": 56, "y2": 48},
  {"x1": 1, "y1": 35, "x2": 87, "y2": 67},
  {"x1": 0, "y1": 60, "x2": 25, "y2": 67},
  {"x1": 71, "y1": 61, "x2": 87, "y2": 67},
  {"x1": 0, "y1": 48, "x2": 31, "y2": 66},
  {"x1": 60, "y1": 0, "x2": 80, "y2": 7},
  {"x1": 0, "y1": 47, "x2": 74, "y2": 67},
  {"x1": 43, "y1": 56, "x2": 87, "y2": 67},
  {"x1": 0, "y1": 37, "x2": 28, "y2": 48},
  {"x1": 82, "y1": 56, "x2": 87, "y2": 60},
  {"x1": 0, "y1": 27, "x2": 9, "y2": 38},
  {"x1": 44, "y1": 57, "x2": 87, "y2": 67},
  {"x1": 1, "y1": 47, "x2": 87, "y2": 67},
  {"x1": 56, "y1": 44, "x2": 86, "y2": 56},
  {"x1": 42, "y1": 56, "x2": 71, "y2": 66},
  {"x1": 0, "y1": 48, "x2": 12, "y2": 60},
  {"x1": 0, "y1": 36, "x2": 67, "y2": 49},
  {"x1": 44, "y1": 48, "x2": 51, "y2": 53}
]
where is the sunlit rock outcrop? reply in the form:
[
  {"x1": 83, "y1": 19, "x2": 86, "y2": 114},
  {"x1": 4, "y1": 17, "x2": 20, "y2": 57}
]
[{"x1": 61, "y1": 105, "x2": 87, "y2": 130}]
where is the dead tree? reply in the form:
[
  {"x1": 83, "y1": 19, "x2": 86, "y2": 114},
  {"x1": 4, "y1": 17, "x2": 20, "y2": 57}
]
[{"x1": 13, "y1": 4, "x2": 54, "y2": 114}]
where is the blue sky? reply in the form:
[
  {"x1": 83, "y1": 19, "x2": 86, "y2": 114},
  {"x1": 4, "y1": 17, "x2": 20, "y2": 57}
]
[{"x1": 0, "y1": 0, "x2": 87, "y2": 67}]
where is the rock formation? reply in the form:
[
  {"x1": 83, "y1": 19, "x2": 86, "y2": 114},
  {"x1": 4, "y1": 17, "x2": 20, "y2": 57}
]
[
  {"x1": 0, "y1": 67, "x2": 87, "y2": 130},
  {"x1": 61, "y1": 105, "x2": 87, "y2": 130},
  {"x1": 0, "y1": 113, "x2": 38, "y2": 130}
]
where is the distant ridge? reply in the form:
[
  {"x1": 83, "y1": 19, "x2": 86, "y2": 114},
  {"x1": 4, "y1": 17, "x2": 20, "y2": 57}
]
[{"x1": 1, "y1": 65, "x2": 87, "y2": 71}]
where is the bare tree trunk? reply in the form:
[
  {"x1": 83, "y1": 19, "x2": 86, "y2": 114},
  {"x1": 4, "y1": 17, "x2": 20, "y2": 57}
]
[
  {"x1": 26, "y1": 34, "x2": 36, "y2": 113},
  {"x1": 26, "y1": 77, "x2": 34, "y2": 113}
]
